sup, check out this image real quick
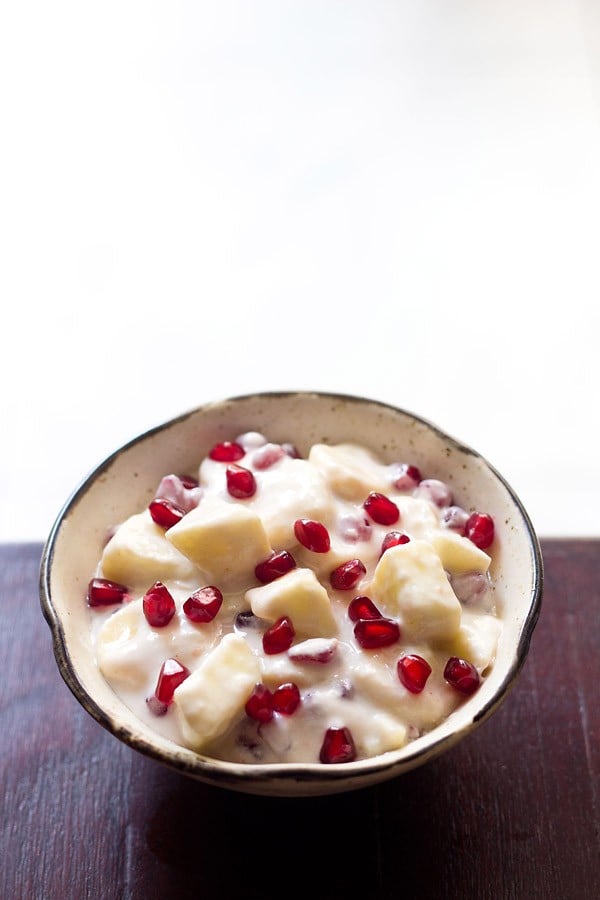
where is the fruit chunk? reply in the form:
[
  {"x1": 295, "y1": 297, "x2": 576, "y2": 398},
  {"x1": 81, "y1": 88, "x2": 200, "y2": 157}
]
[
  {"x1": 173, "y1": 633, "x2": 260, "y2": 750},
  {"x1": 428, "y1": 530, "x2": 491, "y2": 575},
  {"x1": 166, "y1": 495, "x2": 271, "y2": 589},
  {"x1": 101, "y1": 511, "x2": 199, "y2": 587},
  {"x1": 308, "y1": 443, "x2": 389, "y2": 501},
  {"x1": 370, "y1": 539, "x2": 462, "y2": 642},
  {"x1": 246, "y1": 567, "x2": 337, "y2": 637},
  {"x1": 447, "y1": 610, "x2": 501, "y2": 672}
]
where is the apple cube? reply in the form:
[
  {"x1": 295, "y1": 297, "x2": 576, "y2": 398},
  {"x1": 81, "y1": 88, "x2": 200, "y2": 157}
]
[
  {"x1": 308, "y1": 443, "x2": 389, "y2": 501},
  {"x1": 166, "y1": 495, "x2": 271, "y2": 589},
  {"x1": 246, "y1": 567, "x2": 338, "y2": 637},
  {"x1": 429, "y1": 529, "x2": 491, "y2": 575},
  {"x1": 370, "y1": 538, "x2": 462, "y2": 642},
  {"x1": 101, "y1": 511, "x2": 200, "y2": 588},
  {"x1": 173, "y1": 633, "x2": 260, "y2": 751}
]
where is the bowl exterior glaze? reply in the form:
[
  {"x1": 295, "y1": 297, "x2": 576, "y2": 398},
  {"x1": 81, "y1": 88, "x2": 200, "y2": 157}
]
[{"x1": 40, "y1": 392, "x2": 543, "y2": 797}]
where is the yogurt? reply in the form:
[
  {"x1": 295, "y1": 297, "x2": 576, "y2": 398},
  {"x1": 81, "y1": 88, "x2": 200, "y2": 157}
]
[{"x1": 87, "y1": 433, "x2": 500, "y2": 765}]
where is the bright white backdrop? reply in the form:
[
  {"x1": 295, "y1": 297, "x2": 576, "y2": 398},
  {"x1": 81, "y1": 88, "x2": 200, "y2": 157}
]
[{"x1": 1, "y1": 1, "x2": 599, "y2": 541}]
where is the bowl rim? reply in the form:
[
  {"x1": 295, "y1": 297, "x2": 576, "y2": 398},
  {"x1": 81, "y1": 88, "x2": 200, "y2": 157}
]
[{"x1": 39, "y1": 390, "x2": 544, "y2": 791}]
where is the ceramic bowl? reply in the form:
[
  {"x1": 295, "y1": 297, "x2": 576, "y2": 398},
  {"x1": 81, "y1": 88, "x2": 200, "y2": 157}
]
[{"x1": 40, "y1": 391, "x2": 543, "y2": 797}]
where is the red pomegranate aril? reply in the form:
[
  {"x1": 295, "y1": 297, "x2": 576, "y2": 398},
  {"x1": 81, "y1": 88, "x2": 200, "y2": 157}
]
[
  {"x1": 255, "y1": 550, "x2": 297, "y2": 584},
  {"x1": 288, "y1": 637, "x2": 338, "y2": 664},
  {"x1": 444, "y1": 656, "x2": 481, "y2": 695},
  {"x1": 155, "y1": 657, "x2": 190, "y2": 703},
  {"x1": 380, "y1": 531, "x2": 410, "y2": 556},
  {"x1": 330, "y1": 559, "x2": 366, "y2": 591},
  {"x1": 319, "y1": 726, "x2": 357, "y2": 764},
  {"x1": 337, "y1": 514, "x2": 372, "y2": 543},
  {"x1": 348, "y1": 595, "x2": 382, "y2": 622},
  {"x1": 226, "y1": 464, "x2": 257, "y2": 499},
  {"x1": 391, "y1": 462, "x2": 422, "y2": 491},
  {"x1": 179, "y1": 474, "x2": 199, "y2": 490},
  {"x1": 294, "y1": 518, "x2": 331, "y2": 553},
  {"x1": 251, "y1": 443, "x2": 286, "y2": 470},
  {"x1": 183, "y1": 585, "x2": 223, "y2": 623},
  {"x1": 143, "y1": 581, "x2": 176, "y2": 627},
  {"x1": 245, "y1": 684, "x2": 274, "y2": 723},
  {"x1": 397, "y1": 654, "x2": 432, "y2": 694},
  {"x1": 363, "y1": 491, "x2": 400, "y2": 526},
  {"x1": 263, "y1": 616, "x2": 296, "y2": 655},
  {"x1": 442, "y1": 506, "x2": 469, "y2": 534},
  {"x1": 272, "y1": 682, "x2": 301, "y2": 715},
  {"x1": 354, "y1": 617, "x2": 401, "y2": 649},
  {"x1": 149, "y1": 497, "x2": 186, "y2": 529},
  {"x1": 209, "y1": 441, "x2": 245, "y2": 462},
  {"x1": 465, "y1": 512, "x2": 495, "y2": 549},
  {"x1": 281, "y1": 442, "x2": 301, "y2": 459},
  {"x1": 415, "y1": 478, "x2": 453, "y2": 508},
  {"x1": 87, "y1": 577, "x2": 129, "y2": 607}
]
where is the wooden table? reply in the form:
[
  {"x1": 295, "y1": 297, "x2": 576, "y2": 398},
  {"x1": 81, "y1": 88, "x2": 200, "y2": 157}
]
[{"x1": 1, "y1": 541, "x2": 598, "y2": 899}]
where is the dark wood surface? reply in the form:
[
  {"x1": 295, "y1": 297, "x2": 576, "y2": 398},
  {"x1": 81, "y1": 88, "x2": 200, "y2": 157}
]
[{"x1": 1, "y1": 541, "x2": 598, "y2": 900}]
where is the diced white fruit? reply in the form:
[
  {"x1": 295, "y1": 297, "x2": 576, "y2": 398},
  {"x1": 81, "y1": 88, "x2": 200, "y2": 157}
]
[
  {"x1": 173, "y1": 633, "x2": 260, "y2": 751},
  {"x1": 395, "y1": 496, "x2": 440, "y2": 537},
  {"x1": 446, "y1": 610, "x2": 502, "y2": 672},
  {"x1": 359, "y1": 711, "x2": 408, "y2": 757},
  {"x1": 246, "y1": 568, "x2": 338, "y2": 637},
  {"x1": 308, "y1": 443, "x2": 389, "y2": 501},
  {"x1": 370, "y1": 539, "x2": 462, "y2": 642},
  {"x1": 429, "y1": 530, "x2": 491, "y2": 575},
  {"x1": 350, "y1": 653, "x2": 458, "y2": 730},
  {"x1": 246, "y1": 457, "x2": 334, "y2": 550},
  {"x1": 166, "y1": 495, "x2": 271, "y2": 589},
  {"x1": 101, "y1": 511, "x2": 199, "y2": 587},
  {"x1": 96, "y1": 600, "x2": 149, "y2": 688}
]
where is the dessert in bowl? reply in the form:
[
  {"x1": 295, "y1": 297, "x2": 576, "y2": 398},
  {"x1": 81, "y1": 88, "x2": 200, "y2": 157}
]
[{"x1": 40, "y1": 392, "x2": 543, "y2": 797}]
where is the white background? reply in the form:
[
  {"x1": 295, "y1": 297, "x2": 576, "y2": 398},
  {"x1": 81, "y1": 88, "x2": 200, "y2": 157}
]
[{"x1": 1, "y1": 1, "x2": 599, "y2": 542}]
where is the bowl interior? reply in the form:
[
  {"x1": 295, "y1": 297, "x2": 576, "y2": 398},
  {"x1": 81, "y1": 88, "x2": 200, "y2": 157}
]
[{"x1": 40, "y1": 392, "x2": 543, "y2": 796}]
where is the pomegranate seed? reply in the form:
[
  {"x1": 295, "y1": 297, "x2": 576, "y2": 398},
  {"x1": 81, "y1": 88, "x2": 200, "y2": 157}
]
[
  {"x1": 143, "y1": 581, "x2": 176, "y2": 627},
  {"x1": 146, "y1": 695, "x2": 168, "y2": 717},
  {"x1": 363, "y1": 492, "x2": 400, "y2": 526},
  {"x1": 178, "y1": 474, "x2": 199, "y2": 489},
  {"x1": 451, "y1": 572, "x2": 489, "y2": 605},
  {"x1": 337, "y1": 515, "x2": 372, "y2": 543},
  {"x1": 319, "y1": 726, "x2": 357, "y2": 764},
  {"x1": 380, "y1": 531, "x2": 410, "y2": 556},
  {"x1": 255, "y1": 550, "x2": 297, "y2": 584},
  {"x1": 354, "y1": 618, "x2": 401, "y2": 649},
  {"x1": 281, "y1": 442, "x2": 301, "y2": 459},
  {"x1": 294, "y1": 518, "x2": 331, "y2": 553},
  {"x1": 155, "y1": 657, "x2": 190, "y2": 703},
  {"x1": 329, "y1": 559, "x2": 366, "y2": 591},
  {"x1": 348, "y1": 595, "x2": 382, "y2": 622},
  {"x1": 465, "y1": 512, "x2": 495, "y2": 549},
  {"x1": 288, "y1": 637, "x2": 338, "y2": 663},
  {"x1": 87, "y1": 577, "x2": 129, "y2": 607},
  {"x1": 415, "y1": 479, "x2": 453, "y2": 507},
  {"x1": 391, "y1": 462, "x2": 422, "y2": 491},
  {"x1": 209, "y1": 441, "x2": 245, "y2": 462},
  {"x1": 442, "y1": 506, "x2": 469, "y2": 534},
  {"x1": 245, "y1": 684, "x2": 274, "y2": 723},
  {"x1": 444, "y1": 656, "x2": 481, "y2": 695},
  {"x1": 251, "y1": 443, "x2": 286, "y2": 470},
  {"x1": 272, "y1": 682, "x2": 301, "y2": 715},
  {"x1": 263, "y1": 616, "x2": 295, "y2": 654},
  {"x1": 234, "y1": 609, "x2": 263, "y2": 630},
  {"x1": 397, "y1": 654, "x2": 432, "y2": 693},
  {"x1": 226, "y1": 464, "x2": 257, "y2": 499},
  {"x1": 149, "y1": 497, "x2": 185, "y2": 528},
  {"x1": 183, "y1": 585, "x2": 223, "y2": 623}
]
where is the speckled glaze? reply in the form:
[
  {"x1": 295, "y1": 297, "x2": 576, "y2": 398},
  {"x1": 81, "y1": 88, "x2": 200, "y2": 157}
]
[{"x1": 40, "y1": 392, "x2": 543, "y2": 797}]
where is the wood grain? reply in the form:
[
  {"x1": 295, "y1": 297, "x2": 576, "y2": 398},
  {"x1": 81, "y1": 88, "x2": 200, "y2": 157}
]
[{"x1": 1, "y1": 541, "x2": 598, "y2": 899}]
